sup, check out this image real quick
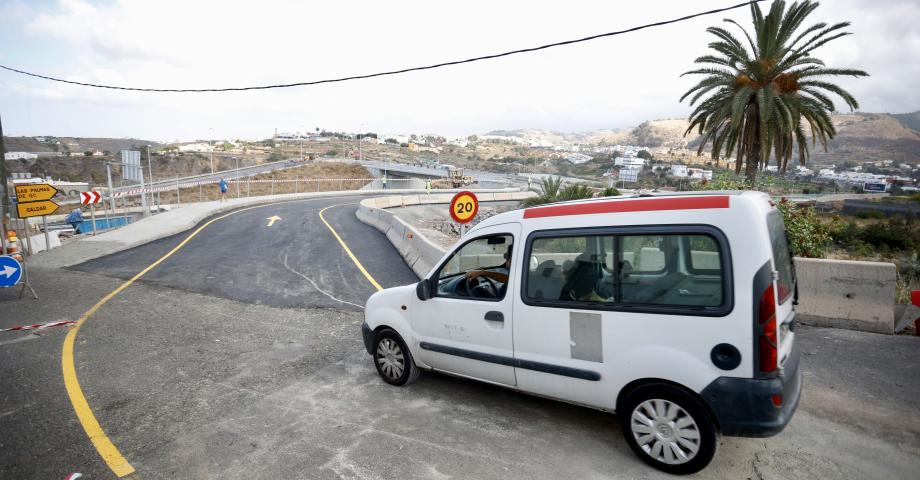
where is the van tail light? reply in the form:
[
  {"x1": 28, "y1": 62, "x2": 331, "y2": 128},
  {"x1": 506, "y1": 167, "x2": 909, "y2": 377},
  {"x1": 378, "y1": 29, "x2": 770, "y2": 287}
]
[
  {"x1": 771, "y1": 394, "x2": 783, "y2": 407},
  {"x1": 759, "y1": 285, "x2": 778, "y2": 373}
]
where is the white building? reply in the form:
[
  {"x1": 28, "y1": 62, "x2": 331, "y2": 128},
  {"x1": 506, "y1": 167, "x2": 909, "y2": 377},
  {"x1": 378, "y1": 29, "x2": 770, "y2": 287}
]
[
  {"x1": 816, "y1": 169, "x2": 890, "y2": 185},
  {"x1": 614, "y1": 157, "x2": 647, "y2": 169},
  {"x1": 671, "y1": 165, "x2": 689, "y2": 177},
  {"x1": 4, "y1": 152, "x2": 38, "y2": 160},
  {"x1": 178, "y1": 143, "x2": 214, "y2": 153},
  {"x1": 688, "y1": 168, "x2": 714, "y2": 180},
  {"x1": 566, "y1": 153, "x2": 593, "y2": 164}
]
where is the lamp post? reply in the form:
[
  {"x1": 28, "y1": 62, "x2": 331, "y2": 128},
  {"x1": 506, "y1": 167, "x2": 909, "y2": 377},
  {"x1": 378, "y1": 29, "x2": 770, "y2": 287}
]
[{"x1": 147, "y1": 145, "x2": 158, "y2": 213}]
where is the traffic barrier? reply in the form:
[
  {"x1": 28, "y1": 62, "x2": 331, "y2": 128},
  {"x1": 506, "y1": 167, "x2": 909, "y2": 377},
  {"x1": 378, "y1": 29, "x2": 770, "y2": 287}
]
[
  {"x1": 355, "y1": 192, "x2": 537, "y2": 278},
  {"x1": 794, "y1": 258, "x2": 898, "y2": 334},
  {"x1": 0, "y1": 320, "x2": 77, "y2": 333}
]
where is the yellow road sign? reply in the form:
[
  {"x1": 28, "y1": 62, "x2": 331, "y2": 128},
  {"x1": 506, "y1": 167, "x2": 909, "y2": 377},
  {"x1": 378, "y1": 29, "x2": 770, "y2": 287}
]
[
  {"x1": 15, "y1": 183, "x2": 59, "y2": 202},
  {"x1": 449, "y1": 191, "x2": 479, "y2": 224},
  {"x1": 17, "y1": 200, "x2": 60, "y2": 218}
]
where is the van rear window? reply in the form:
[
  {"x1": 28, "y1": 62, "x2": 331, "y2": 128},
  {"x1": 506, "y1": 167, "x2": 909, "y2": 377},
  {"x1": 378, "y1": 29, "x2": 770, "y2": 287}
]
[{"x1": 767, "y1": 212, "x2": 794, "y2": 303}]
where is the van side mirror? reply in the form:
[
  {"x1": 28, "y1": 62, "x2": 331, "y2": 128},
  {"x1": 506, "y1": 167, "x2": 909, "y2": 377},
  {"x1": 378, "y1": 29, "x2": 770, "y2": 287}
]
[{"x1": 416, "y1": 279, "x2": 432, "y2": 301}]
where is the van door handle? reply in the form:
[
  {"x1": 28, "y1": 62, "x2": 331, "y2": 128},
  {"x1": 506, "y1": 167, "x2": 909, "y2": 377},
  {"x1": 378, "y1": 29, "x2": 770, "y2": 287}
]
[{"x1": 484, "y1": 311, "x2": 504, "y2": 322}]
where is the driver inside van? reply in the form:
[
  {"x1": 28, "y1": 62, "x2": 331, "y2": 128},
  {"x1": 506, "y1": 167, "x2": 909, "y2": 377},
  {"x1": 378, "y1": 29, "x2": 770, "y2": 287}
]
[{"x1": 465, "y1": 244, "x2": 512, "y2": 284}]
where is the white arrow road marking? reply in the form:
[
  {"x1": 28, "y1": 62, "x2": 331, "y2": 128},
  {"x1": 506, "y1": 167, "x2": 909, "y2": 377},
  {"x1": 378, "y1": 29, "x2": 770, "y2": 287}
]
[
  {"x1": 1, "y1": 265, "x2": 17, "y2": 278},
  {"x1": 266, "y1": 215, "x2": 282, "y2": 227}
]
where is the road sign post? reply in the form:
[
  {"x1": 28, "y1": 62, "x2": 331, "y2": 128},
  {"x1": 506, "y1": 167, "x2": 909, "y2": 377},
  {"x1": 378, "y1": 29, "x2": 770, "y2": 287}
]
[
  {"x1": 0, "y1": 255, "x2": 22, "y2": 288},
  {"x1": 449, "y1": 190, "x2": 479, "y2": 237},
  {"x1": 81, "y1": 191, "x2": 102, "y2": 235},
  {"x1": 13, "y1": 184, "x2": 60, "y2": 258}
]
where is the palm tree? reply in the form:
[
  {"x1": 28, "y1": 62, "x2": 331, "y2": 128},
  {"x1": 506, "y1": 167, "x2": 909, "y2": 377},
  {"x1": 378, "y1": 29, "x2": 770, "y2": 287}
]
[
  {"x1": 681, "y1": 0, "x2": 868, "y2": 184},
  {"x1": 521, "y1": 176, "x2": 595, "y2": 207}
]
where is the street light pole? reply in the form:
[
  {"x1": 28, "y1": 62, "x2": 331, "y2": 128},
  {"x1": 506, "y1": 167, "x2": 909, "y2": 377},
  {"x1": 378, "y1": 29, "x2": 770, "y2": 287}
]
[{"x1": 147, "y1": 145, "x2": 158, "y2": 213}]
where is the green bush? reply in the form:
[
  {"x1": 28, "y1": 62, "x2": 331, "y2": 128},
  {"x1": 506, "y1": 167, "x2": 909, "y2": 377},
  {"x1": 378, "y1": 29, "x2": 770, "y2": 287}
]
[
  {"x1": 777, "y1": 199, "x2": 831, "y2": 258},
  {"x1": 855, "y1": 209, "x2": 885, "y2": 219},
  {"x1": 601, "y1": 187, "x2": 620, "y2": 197}
]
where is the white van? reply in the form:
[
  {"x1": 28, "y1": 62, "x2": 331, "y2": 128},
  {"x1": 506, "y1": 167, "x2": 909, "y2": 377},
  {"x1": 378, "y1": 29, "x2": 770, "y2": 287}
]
[{"x1": 362, "y1": 191, "x2": 801, "y2": 474}]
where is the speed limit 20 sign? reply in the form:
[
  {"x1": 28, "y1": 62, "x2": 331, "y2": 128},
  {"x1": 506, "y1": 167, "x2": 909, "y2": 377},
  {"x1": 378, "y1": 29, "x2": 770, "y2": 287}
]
[{"x1": 449, "y1": 191, "x2": 479, "y2": 224}]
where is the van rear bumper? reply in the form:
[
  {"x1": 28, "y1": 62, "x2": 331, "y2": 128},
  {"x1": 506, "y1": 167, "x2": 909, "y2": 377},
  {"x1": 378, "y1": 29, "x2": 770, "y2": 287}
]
[{"x1": 700, "y1": 341, "x2": 802, "y2": 437}]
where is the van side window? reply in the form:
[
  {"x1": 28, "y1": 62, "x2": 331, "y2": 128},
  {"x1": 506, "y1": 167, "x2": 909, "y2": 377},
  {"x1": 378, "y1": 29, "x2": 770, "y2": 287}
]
[
  {"x1": 527, "y1": 235, "x2": 614, "y2": 303},
  {"x1": 437, "y1": 234, "x2": 513, "y2": 301},
  {"x1": 619, "y1": 234, "x2": 723, "y2": 307},
  {"x1": 523, "y1": 229, "x2": 729, "y2": 314}
]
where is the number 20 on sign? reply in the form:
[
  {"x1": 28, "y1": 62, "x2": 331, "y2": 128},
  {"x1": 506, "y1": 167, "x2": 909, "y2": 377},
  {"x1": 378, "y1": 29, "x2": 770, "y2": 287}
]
[{"x1": 449, "y1": 191, "x2": 479, "y2": 224}]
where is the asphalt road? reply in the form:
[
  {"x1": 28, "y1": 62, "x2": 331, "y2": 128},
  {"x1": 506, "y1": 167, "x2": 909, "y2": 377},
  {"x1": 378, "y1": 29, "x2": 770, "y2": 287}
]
[
  {"x1": 2, "y1": 193, "x2": 920, "y2": 479},
  {"x1": 70, "y1": 196, "x2": 419, "y2": 311}
]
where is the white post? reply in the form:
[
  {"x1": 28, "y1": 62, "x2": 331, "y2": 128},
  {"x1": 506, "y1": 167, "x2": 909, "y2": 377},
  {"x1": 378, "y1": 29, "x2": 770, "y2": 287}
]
[
  {"x1": 139, "y1": 166, "x2": 149, "y2": 218},
  {"x1": 90, "y1": 203, "x2": 97, "y2": 235},
  {"x1": 106, "y1": 163, "x2": 116, "y2": 219},
  {"x1": 42, "y1": 215, "x2": 50, "y2": 249}
]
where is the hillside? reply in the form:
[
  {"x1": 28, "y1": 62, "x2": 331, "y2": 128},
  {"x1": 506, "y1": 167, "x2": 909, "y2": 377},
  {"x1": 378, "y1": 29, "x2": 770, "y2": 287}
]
[
  {"x1": 3, "y1": 136, "x2": 163, "y2": 154},
  {"x1": 486, "y1": 111, "x2": 920, "y2": 165},
  {"x1": 892, "y1": 111, "x2": 920, "y2": 135}
]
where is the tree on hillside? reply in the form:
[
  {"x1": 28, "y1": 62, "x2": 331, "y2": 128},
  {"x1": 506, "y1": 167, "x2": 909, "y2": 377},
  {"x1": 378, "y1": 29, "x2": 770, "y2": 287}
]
[
  {"x1": 637, "y1": 150, "x2": 653, "y2": 161},
  {"x1": 681, "y1": 0, "x2": 868, "y2": 184}
]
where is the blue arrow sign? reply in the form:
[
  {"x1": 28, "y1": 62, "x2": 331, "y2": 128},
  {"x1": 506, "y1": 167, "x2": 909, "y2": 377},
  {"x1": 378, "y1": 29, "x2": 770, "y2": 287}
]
[{"x1": 0, "y1": 255, "x2": 23, "y2": 288}]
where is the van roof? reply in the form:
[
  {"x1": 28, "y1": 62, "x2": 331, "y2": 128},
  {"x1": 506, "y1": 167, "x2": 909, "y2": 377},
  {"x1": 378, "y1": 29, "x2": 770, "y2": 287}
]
[{"x1": 473, "y1": 190, "x2": 769, "y2": 231}]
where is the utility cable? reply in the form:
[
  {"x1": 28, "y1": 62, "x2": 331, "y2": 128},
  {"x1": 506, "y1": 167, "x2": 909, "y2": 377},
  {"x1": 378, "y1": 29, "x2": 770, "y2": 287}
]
[{"x1": 0, "y1": 1, "x2": 763, "y2": 93}]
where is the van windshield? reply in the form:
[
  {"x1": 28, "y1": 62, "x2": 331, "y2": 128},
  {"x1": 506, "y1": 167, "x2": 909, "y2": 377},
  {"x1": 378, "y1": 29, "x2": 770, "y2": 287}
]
[{"x1": 767, "y1": 212, "x2": 794, "y2": 303}]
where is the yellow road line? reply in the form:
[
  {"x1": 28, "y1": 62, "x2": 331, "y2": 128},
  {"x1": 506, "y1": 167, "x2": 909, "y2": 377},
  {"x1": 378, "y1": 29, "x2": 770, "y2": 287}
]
[
  {"x1": 318, "y1": 204, "x2": 383, "y2": 292},
  {"x1": 61, "y1": 203, "x2": 269, "y2": 477}
]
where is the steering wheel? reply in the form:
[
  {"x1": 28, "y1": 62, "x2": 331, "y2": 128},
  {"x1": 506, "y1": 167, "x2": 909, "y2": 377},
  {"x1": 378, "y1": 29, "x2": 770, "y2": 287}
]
[{"x1": 465, "y1": 275, "x2": 498, "y2": 299}]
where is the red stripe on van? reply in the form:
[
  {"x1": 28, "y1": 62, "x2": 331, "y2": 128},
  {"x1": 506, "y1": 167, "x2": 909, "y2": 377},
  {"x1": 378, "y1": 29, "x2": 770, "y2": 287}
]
[{"x1": 523, "y1": 195, "x2": 730, "y2": 219}]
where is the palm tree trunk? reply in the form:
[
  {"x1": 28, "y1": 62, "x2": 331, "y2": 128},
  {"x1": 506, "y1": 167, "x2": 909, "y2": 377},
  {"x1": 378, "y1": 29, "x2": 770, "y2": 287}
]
[{"x1": 745, "y1": 105, "x2": 761, "y2": 186}]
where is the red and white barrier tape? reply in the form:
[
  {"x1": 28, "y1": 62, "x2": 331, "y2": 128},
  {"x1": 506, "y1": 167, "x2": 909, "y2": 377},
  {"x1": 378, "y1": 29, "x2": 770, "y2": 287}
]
[{"x1": 0, "y1": 320, "x2": 77, "y2": 333}]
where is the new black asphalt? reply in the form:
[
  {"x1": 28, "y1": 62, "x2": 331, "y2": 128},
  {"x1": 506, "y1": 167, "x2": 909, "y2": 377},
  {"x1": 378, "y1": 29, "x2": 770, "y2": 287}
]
[{"x1": 69, "y1": 196, "x2": 419, "y2": 310}]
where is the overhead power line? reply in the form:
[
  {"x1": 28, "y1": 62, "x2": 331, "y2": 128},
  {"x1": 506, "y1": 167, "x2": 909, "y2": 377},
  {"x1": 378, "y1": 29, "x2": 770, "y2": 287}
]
[{"x1": 0, "y1": 1, "x2": 763, "y2": 93}]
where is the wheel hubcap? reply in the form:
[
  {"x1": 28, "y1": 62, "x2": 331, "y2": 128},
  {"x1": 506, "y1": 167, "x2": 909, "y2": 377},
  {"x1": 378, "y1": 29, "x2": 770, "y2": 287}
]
[
  {"x1": 376, "y1": 338, "x2": 405, "y2": 379},
  {"x1": 631, "y1": 399, "x2": 701, "y2": 465}
]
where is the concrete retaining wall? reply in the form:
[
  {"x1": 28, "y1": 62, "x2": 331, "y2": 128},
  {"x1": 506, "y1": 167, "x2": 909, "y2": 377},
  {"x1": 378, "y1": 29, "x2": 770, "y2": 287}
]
[
  {"x1": 358, "y1": 196, "x2": 900, "y2": 334},
  {"x1": 356, "y1": 192, "x2": 535, "y2": 278},
  {"x1": 794, "y1": 257, "x2": 897, "y2": 334}
]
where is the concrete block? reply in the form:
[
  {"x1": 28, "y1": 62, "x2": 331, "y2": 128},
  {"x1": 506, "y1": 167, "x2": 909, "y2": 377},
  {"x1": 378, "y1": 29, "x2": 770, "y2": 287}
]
[
  {"x1": 476, "y1": 193, "x2": 495, "y2": 202},
  {"x1": 493, "y1": 192, "x2": 513, "y2": 201},
  {"x1": 794, "y1": 257, "x2": 897, "y2": 334}
]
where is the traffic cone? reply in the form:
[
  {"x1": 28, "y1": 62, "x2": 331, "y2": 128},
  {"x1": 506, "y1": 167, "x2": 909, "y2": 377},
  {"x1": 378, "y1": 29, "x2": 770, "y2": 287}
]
[{"x1": 6, "y1": 230, "x2": 21, "y2": 261}]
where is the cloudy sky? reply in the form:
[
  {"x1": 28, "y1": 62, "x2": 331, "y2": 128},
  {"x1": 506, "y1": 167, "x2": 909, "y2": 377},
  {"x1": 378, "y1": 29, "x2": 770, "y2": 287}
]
[{"x1": 1, "y1": 0, "x2": 918, "y2": 142}]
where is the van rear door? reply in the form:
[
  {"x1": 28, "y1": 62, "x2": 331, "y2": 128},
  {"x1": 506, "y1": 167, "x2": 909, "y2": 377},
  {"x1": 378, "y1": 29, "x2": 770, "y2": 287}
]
[{"x1": 766, "y1": 212, "x2": 796, "y2": 369}]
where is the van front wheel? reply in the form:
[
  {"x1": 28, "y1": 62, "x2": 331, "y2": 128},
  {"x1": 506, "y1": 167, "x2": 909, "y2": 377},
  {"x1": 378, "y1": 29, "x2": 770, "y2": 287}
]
[
  {"x1": 372, "y1": 329, "x2": 420, "y2": 386},
  {"x1": 620, "y1": 384, "x2": 717, "y2": 475}
]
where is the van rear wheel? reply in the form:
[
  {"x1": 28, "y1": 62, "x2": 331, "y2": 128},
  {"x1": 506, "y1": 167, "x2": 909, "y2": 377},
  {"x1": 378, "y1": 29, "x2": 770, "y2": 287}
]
[
  {"x1": 620, "y1": 384, "x2": 717, "y2": 475},
  {"x1": 372, "y1": 329, "x2": 420, "y2": 386}
]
